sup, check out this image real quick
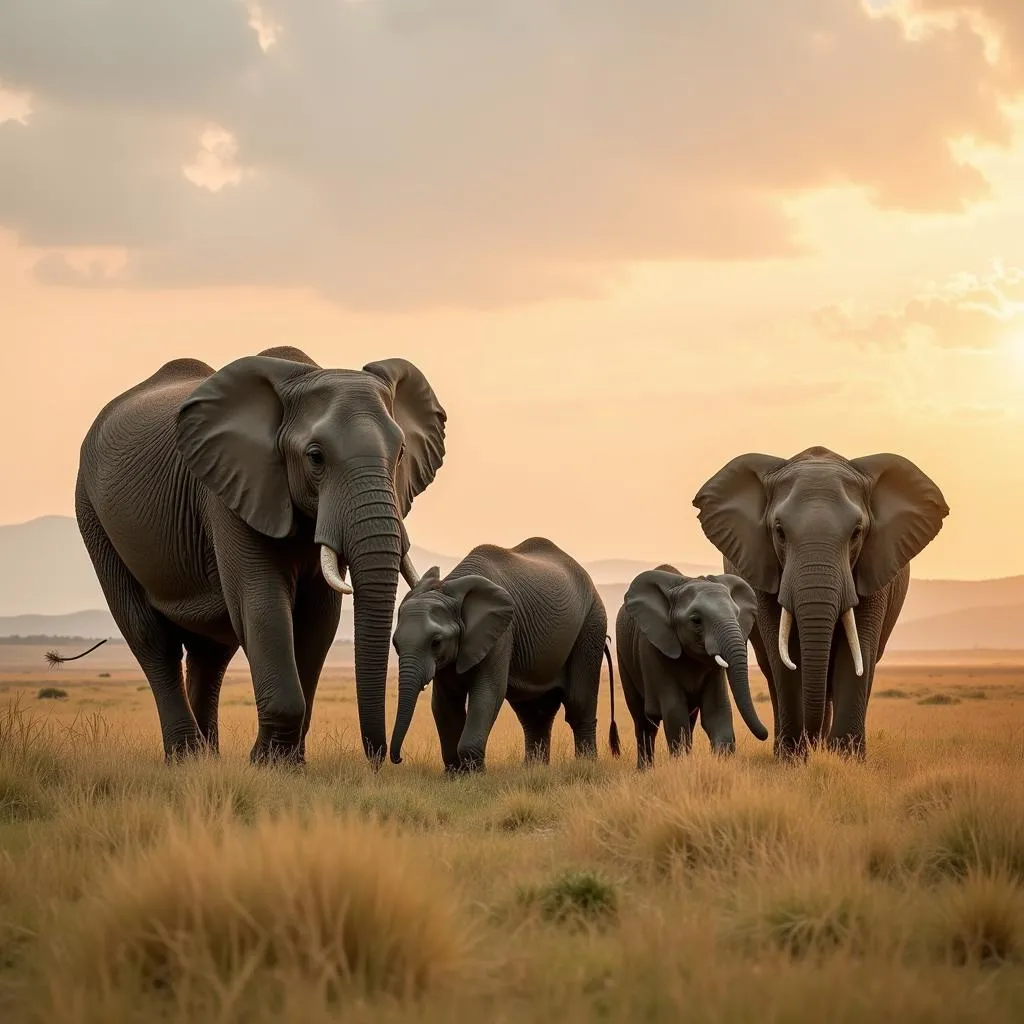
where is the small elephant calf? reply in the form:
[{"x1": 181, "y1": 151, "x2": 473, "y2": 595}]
[
  {"x1": 615, "y1": 565, "x2": 768, "y2": 768},
  {"x1": 389, "y1": 537, "x2": 620, "y2": 772}
]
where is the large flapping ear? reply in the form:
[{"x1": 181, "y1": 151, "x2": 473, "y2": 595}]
[
  {"x1": 625, "y1": 569, "x2": 685, "y2": 659},
  {"x1": 443, "y1": 574, "x2": 515, "y2": 674},
  {"x1": 692, "y1": 453, "x2": 788, "y2": 594},
  {"x1": 849, "y1": 453, "x2": 950, "y2": 596},
  {"x1": 362, "y1": 358, "x2": 447, "y2": 517},
  {"x1": 175, "y1": 356, "x2": 315, "y2": 538}
]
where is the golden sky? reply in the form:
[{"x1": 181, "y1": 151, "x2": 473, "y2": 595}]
[{"x1": 1, "y1": 1, "x2": 1023, "y2": 581}]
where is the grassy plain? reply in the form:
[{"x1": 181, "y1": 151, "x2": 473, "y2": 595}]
[{"x1": 1, "y1": 643, "x2": 1024, "y2": 1022}]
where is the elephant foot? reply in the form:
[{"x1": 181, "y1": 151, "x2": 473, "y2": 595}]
[
  {"x1": 249, "y1": 737, "x2": 305, "y2": 769},
  {"x1": 826, "y1": 734, "x2": 867, "y2": 760},
  {"x1": 163, "y1": 728, "x2": 210, "y2": 764},
  {"x1": 773, "y1": 736, "x2": 809, "y2": 764},
  {"x1": 710, "y1": 739, "x2": 736, "y2": 757}
]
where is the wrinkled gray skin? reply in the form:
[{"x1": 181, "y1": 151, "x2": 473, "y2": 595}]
[
  {"x1": 616, "y1": 566, "x2": 767, "y2": 768},
  {"x1": 51, "y1": 346, "x2": 446, "y2": 767},
  {"x1": 693, "y1": 446, "x2": 949, "y2": 759},
  {"x1": 389, "y1": 537, "x2": 620, "y2": 773}
]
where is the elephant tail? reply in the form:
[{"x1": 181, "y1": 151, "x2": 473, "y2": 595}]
[
  {"x1": 603, "y1": 635, "x2": 621, "y2": 758},
  {"x1": 45, "y1": 639, "x2": 109, "y2": 667}
]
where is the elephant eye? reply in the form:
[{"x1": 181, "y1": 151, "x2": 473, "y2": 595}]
[
  {"x1": 398, "y1": 442, "x2": 407, "y2": 463},
  {"x1": 306, "y1": 444, "x2": 325, "y2": 467},
  {"x1": 689, "y1": 613, "x2": 702, "y2": 628},
  {"x1": 773, "y1": 522, "x2": 785, "y2": 543},
  {"x1": 851, "y1": 523, "x2": 864, "y2": 541}
]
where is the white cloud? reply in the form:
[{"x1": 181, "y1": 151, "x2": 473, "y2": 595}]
[{"x1": 1, "y1": 1, "x2": 1024, "y2": 308}]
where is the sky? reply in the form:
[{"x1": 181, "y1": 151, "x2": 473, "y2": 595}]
[{"x1": 1, "y1": 0, "x2": 1023, "y2": 581}]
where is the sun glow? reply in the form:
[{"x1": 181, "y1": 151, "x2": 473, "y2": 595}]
[{"x1": 1003, "y1": 328, "x2": 1024, "y2": 373}]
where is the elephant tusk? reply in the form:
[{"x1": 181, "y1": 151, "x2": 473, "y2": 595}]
[
  {"x1": 841, "y1": 608, "x2": 864, "y2": 677},
  {"x1": 778, "y1": 606, "x2": 797, "y2": 670},
  {"x1": 320, "y1": 546, "x2": 353, "y2": 595},
  {"x1": 400, "y1": 550, "x2": 421, "y2": 589},
  {"x1": 715, "y1": 654, "x2": 729, "y2": 669}
]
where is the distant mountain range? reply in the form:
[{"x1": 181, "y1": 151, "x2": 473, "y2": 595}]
[{"x1": 1, "y1": 516, "x2": 1020, "y2": 651}]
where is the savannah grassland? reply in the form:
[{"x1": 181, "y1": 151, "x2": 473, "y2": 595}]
[{"x1": 2, "y1": 644, "x2": 1024, "y2": 1023}]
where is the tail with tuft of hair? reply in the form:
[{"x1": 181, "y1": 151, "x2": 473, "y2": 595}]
[
  {"x1": 45, "y1": 638, "x2": 109, "y2": 668},
  {"x1": 603, "y1": 635, "x2": 621, "y2": 758}
]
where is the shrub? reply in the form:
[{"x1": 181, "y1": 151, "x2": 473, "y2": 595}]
[{"x1": 45, "y1": 812, "x2": 468, "y2": 1014}]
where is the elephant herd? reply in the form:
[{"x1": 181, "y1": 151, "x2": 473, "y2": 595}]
[{"x1": 50, "y1": 348, "x2": 950, "y2": 772}]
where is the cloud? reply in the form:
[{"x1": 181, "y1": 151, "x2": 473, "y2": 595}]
[
  {"x1": 812, "y1": 261, "x2": 1024, "y2": 349},
  {"x1": 2, "y1": 1, "x2": 1024, "y2": 309}
]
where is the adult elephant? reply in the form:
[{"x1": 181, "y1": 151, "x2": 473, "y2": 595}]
[
  {"x1": 692, "y1": 446, "x2": 948, "y2": 758},
  {"x1": 52, "y1": 346, "x2": 446, "y2": 766}
]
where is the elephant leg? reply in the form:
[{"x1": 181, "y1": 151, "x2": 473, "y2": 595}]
[
  {"x1": 233, "y1": 587, "x2": 308, "y2": 765},
  {"x1": 457, "y1": 641, "x2": 511, "y2": 772},
  {"x1": 76, "y1": 490, "x2": 201, "y2": 760},
  {"x1": 561, "y1": 604, "x2": 606, "y2": 758},
  {"x1": 699, "y1": 675, "x2": 736, "y2": 756},
  {"x1": 510, "y1": 689, "x2": 562, "y2": 765},
  {"x1": 752, "y1": 603, "x2": 805, "y2": 761},
  {"x1": 431, "y1": 684, "x2": 467, "y2": 773},
  {"x1": 184, "y1": 634, "x2": 237, "y2": 753},
  {"x1": 662, "y1": 698, "x2": 693, "y2": 757},
  {"x1": 635, "y1": 718, "x2": 659, "y2": 770},
  {"x1": 617, "y1": 652, "x2": 656, "y2": 769},
  {"x1": 292, "y1": 578, "x2": 343, "y2": 762},
  {"x1": 828, "y1": 593, "x2": 885, "y2": 760}
]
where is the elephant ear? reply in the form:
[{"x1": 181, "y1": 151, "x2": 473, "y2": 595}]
[
  {"x1": 713, "y1": 573, "x2": 758, "y2": 638},
  {"x1": 625, "y1": 569, "x2": 685, "y2": 659},
  {"x1": 363, "y1": 358, "x2": 447, "y2": 518},
  {"x1": 175, "y1": 355, "x2": 314, "y2": 539},
  {"x1": 444, "y1": 574, "x2": 515, "y2": 674},
  {"x1": 850, "y1": 453, "x2": 950, "y2": 597},
  {"x1": 692, "y1": 453, "x2": 788, "y2": 594}
]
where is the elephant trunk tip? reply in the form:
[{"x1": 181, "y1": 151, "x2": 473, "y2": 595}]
[
  {"x1": 751, "y1": 719, "x2": 769, "y2": 742},
  {"x1": 390, "y1": 749, "x2": 403, "y2": 765}
]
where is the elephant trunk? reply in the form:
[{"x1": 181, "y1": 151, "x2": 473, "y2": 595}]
[
  {"x1": 318, "y1": 462, "x2": 404, "y2": 766},
  {"x1": 708, "y1": 620, "x2": 768, "y2": 741},
  {"x1": 390, "y1": 655, "x2": 433, "y2": 764},
  {"x1": 791, "y1": 585, "x2": 841, "y2": 744}
]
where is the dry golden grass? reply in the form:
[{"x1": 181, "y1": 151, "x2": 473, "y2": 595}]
[{"x1": 1, "y1": 646, "x2": 1024, "y2": 1022}]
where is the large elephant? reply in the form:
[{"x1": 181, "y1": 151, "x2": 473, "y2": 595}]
[
  {"x1": 616, "y1": 566, "x2": 767, "y2": 768},
  {"x1": 51, "y1": 346, "x2": 446, "y2": 766},
  {"x1": 692, "y1": 446, "x2": 948, "y2": 758},
  {"x1": 388, "y1": 537, "x2": 620, "y2": 772}
]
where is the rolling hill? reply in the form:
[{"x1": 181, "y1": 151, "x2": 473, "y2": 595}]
[{"x1": 1, "y1": 516, "x2": 1020, "y2": 650}]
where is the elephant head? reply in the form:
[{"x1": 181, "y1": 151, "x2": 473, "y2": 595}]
[
  {"x1": 693, "y1": 446, "x2": 948, "y2": 740},
  {"x1": 389, "y1": 567, "x2": 515, "y2": 763},
  {"x1": 625, "y1": 566, "x2": 768, "y2": 741},
  {"x1": 174, "y1": 352, "x2": 446, "y2": 763}
]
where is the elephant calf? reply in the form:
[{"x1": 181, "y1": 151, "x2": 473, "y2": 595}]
[
  {"x1": 615, "y1": 566, "x2": 768, "y2": 768},
  {"x1": 389, "y1": 537, "x2": 620, "y2": 772}
]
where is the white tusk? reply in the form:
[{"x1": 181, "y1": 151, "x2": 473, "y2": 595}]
[
  {"x1": 841, "y1": 608, "x2": 864, "y2": 677},
  {"x1": 778, "y1": 606, "x2": 797, "y2": 670},
  {"x1": 400, "y1": 550, "x2": 421, "y2": 588},
  {"x1": 320, "y1": 546, "x2": 353, "y2": 595},
  {"x1": 715, "y1": 654, "x2": 729, "y2": 669}
]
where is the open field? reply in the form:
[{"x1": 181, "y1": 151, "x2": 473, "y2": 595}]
[{"x1": 2, "y1": 646, "x2": 1024, "y2": 1022}]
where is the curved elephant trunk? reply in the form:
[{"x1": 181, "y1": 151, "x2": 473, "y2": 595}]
[
  {"x1": 318, "y1": 462, "x2": 404, "y2": 766},
  {"x1": 390, "y1": 656, "x2": 432, "y2": 764},
  {"x1": 708, "y1": 621, "x2": 768, "y2": 741}
]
